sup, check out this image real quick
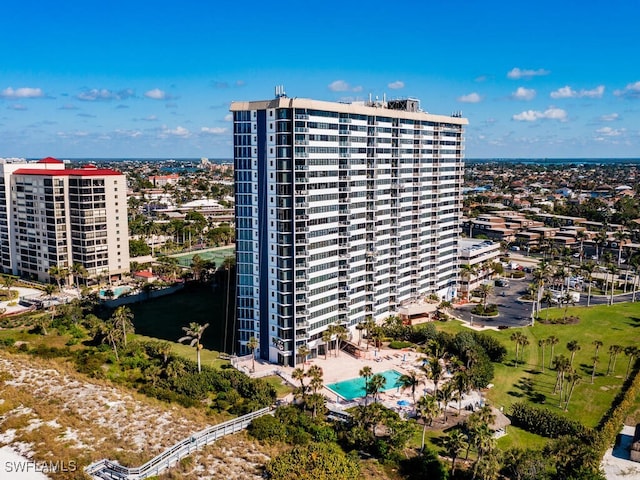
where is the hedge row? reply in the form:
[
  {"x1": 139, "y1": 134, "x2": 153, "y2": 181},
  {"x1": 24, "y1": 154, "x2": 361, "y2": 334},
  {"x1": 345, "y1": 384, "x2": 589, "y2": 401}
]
[
  {"x1": 509, "y1": 401, "x2": 591, "y2": 438},
  {"x1": 595, "y1": 360, "x2": 640, "y2": 457}
]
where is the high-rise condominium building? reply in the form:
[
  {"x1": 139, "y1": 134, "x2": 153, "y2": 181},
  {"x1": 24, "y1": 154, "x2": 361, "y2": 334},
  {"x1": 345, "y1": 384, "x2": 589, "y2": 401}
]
[
  {"x1": 231, "y1": 94, "x2": 467, "y2": 366},
  {"x1": 0, "y1": 157, "x2": 129, "y2": 283}
]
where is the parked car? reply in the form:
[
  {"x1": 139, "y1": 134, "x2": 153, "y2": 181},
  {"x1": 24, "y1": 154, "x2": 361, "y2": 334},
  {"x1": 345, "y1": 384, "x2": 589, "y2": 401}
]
[{"x1": 495, "y1": 279, "x2": 510, "y2": 287}]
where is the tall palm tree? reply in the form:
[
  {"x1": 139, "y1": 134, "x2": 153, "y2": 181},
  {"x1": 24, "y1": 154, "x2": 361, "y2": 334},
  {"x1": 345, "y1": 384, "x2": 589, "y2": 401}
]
[
  {"x1": 548, "y1": 335, "x2": 559, "y2": 369},
  {"x1": 453, "y1": 370, "x2": 471, "y2": 414},
  {"x1": 563, "y1": 371, "x2": 581, "y2": 411},
  {"x1": 297, "y1": 344, "x2": 310, "y2": 369},
  {"x1": 518, "y1": 334, "x2": 530, "y2": 366},
  {"x1": 614, "y1": 230, "x2": 628, "y2": 267},
  {"x1": 478, "y1": 283, "x2": 494, "y2": 311},
  {"x1": 417, "y1": 394, "x2": 440, "y2": 451},
  {"x1": 71, "y1": 262, "x2": 88, "y2": 288},
  {"x1": 542, "y1": 289, "x2": 555, "y2": 321},
  {"x1": 443, "y1": 429, "x2": 467, "y2": 476},
  {"x1": 247, "y1": 336, "x2": 259, "y2": 372},
  {"x1": 607, "y1": 344, "x2": 623, "y2": 375},
  {"x1": 422, "y1": 357, "x2": 443, "y2": 398},
  {"x1": 624, "y1": 346, "x2": 639, "y2": 379},
  {"x1": 359, "y1": 366, "x2": 373, "y2": 406},
  {"x1": 367, "y1": 373, "x2": 386, "y2": 403},
  {"x1": 102, "y1": 320, "x2": 122, "y2": 362},
  {"x1": 178, "y1": 322, "x2": 210, "y2": 373},
  {"x1": 291, "y1": 367, "x2": 307, "y2": 402},
  {"x1": 608, "y1": 263, "x2": 619, "y2": 305},
  {"x1": 580, "y1": 262, "x2": 596, "y2": 307},
  {"x1": 538, "y1": 338, "x2": 548, "y2": 373},
  {"x1": 591, "y1": 340, "x2": 603, "y2": 384},
  {"x1": 398, "y1": 371, "x2": 420, "y2": 406},
  {"x1": 438, "y1": 382, "x2": 456, "y2": 422},
  {"x1": 321, "y1": 328, "x2": 332, "y2": 359},
  {"x1": 48, "y1": 265, "x2": 68, "y2": 292},
  {"x1": 552, "y1": 354, "x2": 570, "y2": 396},
  {"x1": 111, "y1": 305, "x2": 134, "y2": 348},
  {"x1": 510, "y1": 332, "x2": 522, "y2": 367},
  {"x1": 567, "y1": 340, "x2": 581, "y2": 367}
]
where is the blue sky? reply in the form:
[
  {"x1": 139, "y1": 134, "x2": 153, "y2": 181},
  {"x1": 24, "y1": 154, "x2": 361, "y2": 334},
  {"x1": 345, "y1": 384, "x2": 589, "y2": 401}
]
[{"x1": 1, "y1": 0, "x2": 639, "y2": 159}]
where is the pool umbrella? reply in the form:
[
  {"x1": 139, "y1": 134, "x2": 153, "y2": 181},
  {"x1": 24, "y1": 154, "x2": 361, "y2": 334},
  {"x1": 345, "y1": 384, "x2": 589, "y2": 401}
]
[{"x1": 397, "y1": 399, "x2": 411, "y2": 407}]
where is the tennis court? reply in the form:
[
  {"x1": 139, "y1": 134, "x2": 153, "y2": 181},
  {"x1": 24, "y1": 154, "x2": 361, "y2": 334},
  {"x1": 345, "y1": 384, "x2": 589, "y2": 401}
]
[{"x1": 170, "y1": 246, "x2": 235, "y2": 267}]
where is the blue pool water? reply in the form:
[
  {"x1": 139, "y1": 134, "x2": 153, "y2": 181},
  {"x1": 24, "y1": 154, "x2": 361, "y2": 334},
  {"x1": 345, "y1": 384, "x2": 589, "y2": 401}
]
[
  {"x1": 99, "y1": 286, "x2": 131, "y2": 298},
  {"x1": 326, "y1": 369, "x2": 403, "y2": 401}
]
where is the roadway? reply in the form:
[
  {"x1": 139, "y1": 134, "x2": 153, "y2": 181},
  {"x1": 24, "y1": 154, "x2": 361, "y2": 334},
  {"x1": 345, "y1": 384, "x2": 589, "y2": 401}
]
[{"x1": 452, "y1": 270, "x2": 639, "y2": 329}]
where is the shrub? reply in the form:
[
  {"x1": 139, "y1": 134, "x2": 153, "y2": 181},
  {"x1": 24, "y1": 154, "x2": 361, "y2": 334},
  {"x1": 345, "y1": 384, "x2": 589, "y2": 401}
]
[
  {"x1": 248, "y1": 414, "x2": 287, "y2": 442},
  {"x1": 509, "y1": 402, "x2": 590, "y2": 438},
  {"x1": 388, "y1": 340, "x2": 413, "y2": 349},
  {"x1": 471, "y1": 304, "x2": 499, "y2": 316}
]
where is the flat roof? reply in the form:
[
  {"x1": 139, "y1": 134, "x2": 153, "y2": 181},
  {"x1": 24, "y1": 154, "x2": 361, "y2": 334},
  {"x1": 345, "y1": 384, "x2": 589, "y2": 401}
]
[
  {"x1": 12, "y1": 167, "x2": 122, "y2": 176},
  {"x1": 230, "y1": 97, "x2": 468, "y2": 125}
]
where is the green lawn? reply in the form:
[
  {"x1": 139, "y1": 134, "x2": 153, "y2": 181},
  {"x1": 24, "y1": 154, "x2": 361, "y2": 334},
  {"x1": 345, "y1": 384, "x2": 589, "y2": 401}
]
[
  {"x1": 445, "y1": 302, "x2": 640, "y2": 429},
  {"x1": 133, "y1": 334, "x2": 229, "y2": 370},
  {"x1": 125, "y1": 282, "x2": 236, "y2": 354}
]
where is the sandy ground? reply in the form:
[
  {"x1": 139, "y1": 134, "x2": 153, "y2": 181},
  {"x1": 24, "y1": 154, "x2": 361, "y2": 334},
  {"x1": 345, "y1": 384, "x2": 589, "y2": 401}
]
[
  {"x1": 0, "y1": 353, "x2": 268, "y2": 479},
  {"x1": 601, "y1": 425, "x2": 640, "y2": 480},
  {"x1": 0, "y1": 446, "x2": 49, "y2": 479}
]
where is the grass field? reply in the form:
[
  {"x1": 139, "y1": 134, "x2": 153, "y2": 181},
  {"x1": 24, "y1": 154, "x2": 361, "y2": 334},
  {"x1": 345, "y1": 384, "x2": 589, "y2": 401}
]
[
  {"x1": 126, "y1": 282, "x2": 237, "y2": 354},
  {"x1": 169, "y1": 246, "x2": 235, "y2": 267},
  {"x1": 442, "y1": 302, "x2": 640, "y2": 429}
]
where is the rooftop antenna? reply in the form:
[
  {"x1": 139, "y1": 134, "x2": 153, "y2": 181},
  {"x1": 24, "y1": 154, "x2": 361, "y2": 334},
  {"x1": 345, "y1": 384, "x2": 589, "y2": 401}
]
[{"x1": 275, "y1": 85, "x2": 287, "y2": 98}]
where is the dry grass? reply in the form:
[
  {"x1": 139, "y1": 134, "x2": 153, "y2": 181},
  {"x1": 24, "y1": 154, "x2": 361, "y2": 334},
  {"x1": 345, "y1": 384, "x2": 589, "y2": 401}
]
[{"x1": 0, "y1": 351, "x2": 264, "y2": 478}]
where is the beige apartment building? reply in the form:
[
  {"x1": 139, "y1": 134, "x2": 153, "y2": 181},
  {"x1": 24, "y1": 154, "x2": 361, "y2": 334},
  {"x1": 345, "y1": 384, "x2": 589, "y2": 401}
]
[{"x1": 0, "y1": 157, "x2": 129, "y2": 283}]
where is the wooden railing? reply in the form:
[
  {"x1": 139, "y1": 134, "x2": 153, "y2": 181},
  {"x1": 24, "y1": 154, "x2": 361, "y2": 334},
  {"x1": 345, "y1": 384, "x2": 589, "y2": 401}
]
[{"x1": 85, "y1": 407, "x2": 271, "y2": 479}]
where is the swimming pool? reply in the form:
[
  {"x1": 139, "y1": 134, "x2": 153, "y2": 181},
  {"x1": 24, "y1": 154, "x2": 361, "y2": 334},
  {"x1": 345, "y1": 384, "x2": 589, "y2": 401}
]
[
  {"x1": 99, "y1": 286, "x2": 131, "y2": 298},
  {"x1": 326, "y1": 369, "x2": 403, "y2": 401}
]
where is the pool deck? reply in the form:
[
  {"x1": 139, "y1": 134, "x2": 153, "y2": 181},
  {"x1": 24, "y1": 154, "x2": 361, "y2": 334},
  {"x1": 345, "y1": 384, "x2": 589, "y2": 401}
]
[{"x1": 238, "y1": 344, "x2": 471, "y2": 413}]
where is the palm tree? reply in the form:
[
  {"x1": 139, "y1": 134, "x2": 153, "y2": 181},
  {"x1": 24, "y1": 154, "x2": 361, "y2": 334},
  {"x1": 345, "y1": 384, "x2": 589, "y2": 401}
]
[
  {"x1": 460, "y1": 264, "x2": 478, "y2": 299},
  {"x1": 542, "y1": 289, "x2": 555, "y2": 321},
  {"x1": 581, "y1": 262, "x2": 596, "y2": 307},
  {"x1": 307, "y1": 365, "x2": 325, "y2": 418},
  {"x1": 624, "y1": 346, "x2": 639, "y2": 378},
  {"x1": 367, "y1": 373, "x2": 386, "y2": 404},
  {"x1": 111, "y1": 305, "x2": 134, "y2": 348},
  {"x1": 417, "y1": 394, "x2": 440, "y2": 451},
  {"x1": 247, "y1": 336, "x2": 259, "y2": 372},
  {"x1": 48, "y1": 265, "x2": 68, "y2": 292},
  {"x1": 178, "y1": 322, "x2": 210, "y2": 373},
  {"x1": 398, "y1": 371, "x2": 420, "y2": 406},
  {"x1": 423, "y1": 357, "x2": 443, "y2": 398},
  {"x1": 2, "y1": 275, "x2": 15, "y2": 295},
  {"x1": 453, "y1": 370, "x2": 471, "y2": 414},
  {"x1": 607, "y1": 344, "x2": 623, "y2": 375},
  {"x1": 321, "y1": 328, "x2": 332, "y2": 359},
  {"x1": 443, "y1": 429, "x2": 467, "y2": 476},
  {"x1": 552, "y1": 354, "x2": 570, "y2": 396},
  {"x1": 297, "y1": 344, "x2": 310, "y2": 369},
  {"x1": 510, "y1": 332, "x2": 522, "y2": 367},
  {"x1": 538, "y1": 338, "x2": 547, "y2": 373},
  {"x1": 591, "y1": 340, "x2": 603, "y2": 384},
  {"x1": 71, "y1": 263, "x2": 88, "y2": 288},
  {"x1": 614, "y1": 230, "x2": 628, "y2": 266},
  {"x1": 563, "y1": 371, "x2": 581, "y2": 411},
  {"x1": 548, "y1": 335, "x2": 559, "y2": 369},
  {"x1": 291, "y1": 367, "x2": 307, "y2": 402},
  {"x1": 334, "y1": 324, "x2": 348, "y2": 357},
  {"x1": 438, "y1": 382, "x2": 455, "y2": 422},
  {"x1": 518, "y1": 334, "x2": 530, "y2": 366},
  {"x1": 472, "y1": 424, "x2": 496, "y2": 480},
  {"x1": 608, "y1": 263, "x2": 619, "y2": 305},
  {"x1": 359, "y1": 366, "x2": 373, "y2": 406},
  {"x1": 478, "y1": 283, "x2": 494, "y2": 311},
  {"x1": 102, "y1": 320, "x2": 122, "y2": 362},
  {"x1": 566, "y1": 340, "x2": 581, "y2": 367}
]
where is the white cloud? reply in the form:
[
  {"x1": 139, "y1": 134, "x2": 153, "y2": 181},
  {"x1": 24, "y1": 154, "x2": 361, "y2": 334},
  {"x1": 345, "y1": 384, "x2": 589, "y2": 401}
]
[
  {"x1": 201, "y1": 127, "x2": 227, "y2": 135},
  {"x1": 511, "y1": 87, "x2": 536, "y2": 101},
  {"x1": 0, "y1": 87, "x2": 44, "y2": 99},
  {"x1": 388, "y1": 81, "x2": 405, "y2": 90},
  {"x1": 613, "y1": 81, "x2": 640, "y2": 98},
  {"x1": 457, "y1": 92, "x2": 481, "y2": 103},
  {"x1": 600, "y1": 113, "x2": 619, "y2": 122},
  {"x1": 328, "y1": 80, "x2": 362, "y2": 93},
  {"x1": 77, "y1": 88, "x2": 134, "y2": 101},
  {"x1": 507, "y1": 67, "x2": 550, "y2": 79},
  {"x1": 160, "y1": 125, "x2": 191, "y2": 138},
  {"x1": 512, "y1": 107, "x2": 567, "y2": 122},
  {"x1": 224, "y1": 113, "x2": 233, "y2": 122},
  {"x1": 7, "y1": 104, "x2": 27, "y2": 111},
  {"x1": 596, "y1": 126, "x2": 625, "y2": 137},
  {"x1": 550, "y1": 85, "x2": 605, "y2": 99},
  {"x1": 144, "y1": 88, "x2": 167, "y2": 100}
]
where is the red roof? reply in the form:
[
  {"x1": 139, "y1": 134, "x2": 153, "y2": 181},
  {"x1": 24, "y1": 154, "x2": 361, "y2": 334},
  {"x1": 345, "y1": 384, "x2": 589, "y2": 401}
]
[
  {"x1": 134, "y1": 271, "x2": 155, "y2": 278},
  {"x1": 12, "y1": 167, "x2": 123, "y2": 176},
  {"x1": 37, "y1": 157, "x2": 64, "y2": 164}
]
